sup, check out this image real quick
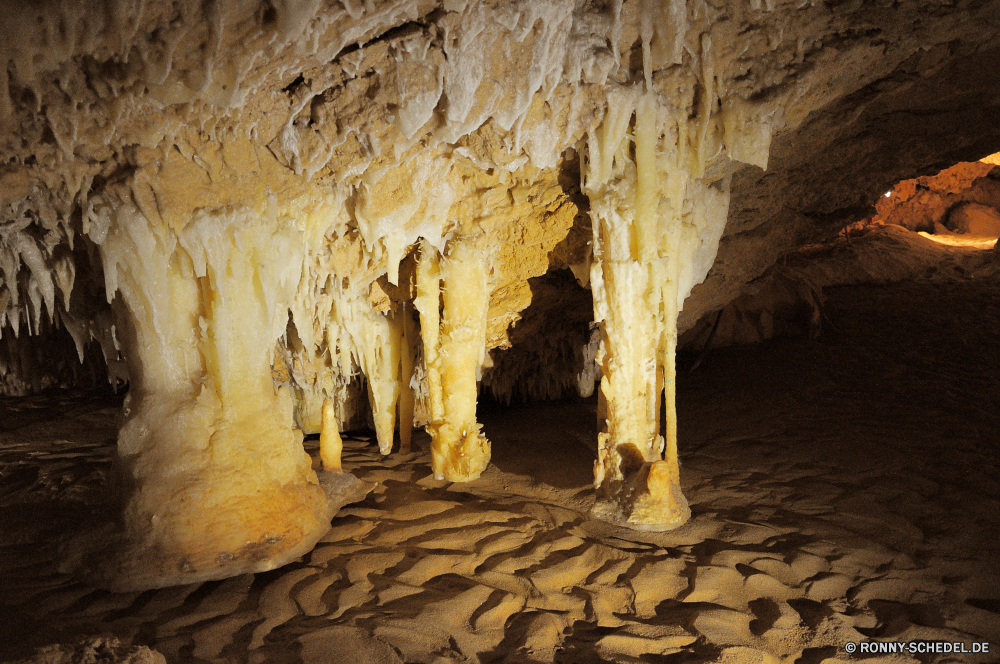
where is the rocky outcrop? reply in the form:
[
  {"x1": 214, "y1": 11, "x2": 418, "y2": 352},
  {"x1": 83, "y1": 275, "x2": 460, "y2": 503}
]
[
  {"x1": 949, "y1": 202, "x2": 1000, "y2": 236},
  {"x1": 681, "y1": 224, "x2": 1000, "y2": 351},
  {"x1": 872, "y1": 159, "x2": 1000, "y2": 234},
  {"x1": 2, "y1": 0, "x2": 1000, "y2": 587}
]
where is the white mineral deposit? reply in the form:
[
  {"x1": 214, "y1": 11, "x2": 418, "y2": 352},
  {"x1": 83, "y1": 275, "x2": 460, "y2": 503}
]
[{"x1": 0, "y1": 0, "x2": 998, "y2": 661}]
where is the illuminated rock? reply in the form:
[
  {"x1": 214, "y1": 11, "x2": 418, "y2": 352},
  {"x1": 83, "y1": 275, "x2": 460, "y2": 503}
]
[
  {"x1": 1, "y1": 0, "x2": 998, "y2": 586},
  {"x1": 873, "y1": 161, "x2": 1000, "y2": 234}
]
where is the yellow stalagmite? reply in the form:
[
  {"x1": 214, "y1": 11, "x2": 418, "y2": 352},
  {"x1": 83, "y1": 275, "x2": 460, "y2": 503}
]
[
  {"x1": 586, "y1": 87, "x2": 728, "y2": 530},
  {"x1": 398, "y1": 304, "x2": 417, "y2": 454},
  {"x1": 581, "y1": 63, "x2": 751, "y2": 529},
  {"x1": 320, "y1": 396, "x2": 343, "y2": 473},
  {"x1": 70, "y1": 200, "x2": 338, "y2": 590},
  {"x1": 415, "y1": 239, "x2": 491, "y2": 481}
]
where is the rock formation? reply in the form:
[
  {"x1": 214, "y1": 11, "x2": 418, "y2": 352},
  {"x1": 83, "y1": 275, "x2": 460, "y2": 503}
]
[
  {"x1": 1, "y1": 0, "x2": 999, "y2": 589},
  {"x1": 873, "y1": 158, "x2": 1000, "y2": 235},
  {"x1": 681, "y1": 154, "x2": 1000, "y2": 351}
]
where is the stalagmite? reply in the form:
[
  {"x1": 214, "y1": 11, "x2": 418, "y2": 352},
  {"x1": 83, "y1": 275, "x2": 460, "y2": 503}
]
[
  {"x1": 586, "y1": 89, "x2": 686, "y2": 529},
  {"x1": 66, "y1": 199, "x2": 341, "y2": 591},
  {"x1": 415, "y1": 239, "x2": 492, "y2": 481},
  {"x1": 398, "y1": 304, "x2": 417, "y2": 453},
  {"x1": 320, "y1": 397, "x2": 343, "y2": 473},
  {"x1": 584, "y1": 64, "x2": 750, "y2": 527}
]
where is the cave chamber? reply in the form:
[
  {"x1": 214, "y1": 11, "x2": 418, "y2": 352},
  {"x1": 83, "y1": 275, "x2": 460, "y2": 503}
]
[{"x1": 0, "y1": 1, "x2": 999, "y2": 659}]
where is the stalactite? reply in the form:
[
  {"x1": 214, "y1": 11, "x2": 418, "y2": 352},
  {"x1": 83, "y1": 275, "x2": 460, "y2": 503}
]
[
  {"x1": 343, "y1": 298, "x2": 404, "y2": 455},
  {"x1": 282, "y1": 218, "x2": 369, "y2": 438},
  {"x1": 398, "y1": 303, "x2": 417, "y2": 453}
]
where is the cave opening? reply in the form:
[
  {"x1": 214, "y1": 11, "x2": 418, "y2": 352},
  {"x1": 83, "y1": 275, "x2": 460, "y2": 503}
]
[{"x1": 875, "y1": 153, "x2": 1000, "y2": 247}]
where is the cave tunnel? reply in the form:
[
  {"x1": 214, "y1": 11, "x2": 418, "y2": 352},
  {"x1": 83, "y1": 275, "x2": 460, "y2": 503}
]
[{"x1": 0, "y1": 0, "x2": 999, "y2": 662}]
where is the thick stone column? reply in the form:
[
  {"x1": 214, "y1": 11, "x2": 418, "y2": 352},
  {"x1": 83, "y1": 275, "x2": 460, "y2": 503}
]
[
  {"x1": 584, "y1": 88, "x2": 737, "y2": 530},
  {"x1": 75, "y1": 202, "x2": 338, "y2": 591}
]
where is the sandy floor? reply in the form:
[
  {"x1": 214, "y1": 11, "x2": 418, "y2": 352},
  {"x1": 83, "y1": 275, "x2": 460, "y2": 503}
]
[{"x1": 1, "y1": 264, "x2": 999, "y2": 663}]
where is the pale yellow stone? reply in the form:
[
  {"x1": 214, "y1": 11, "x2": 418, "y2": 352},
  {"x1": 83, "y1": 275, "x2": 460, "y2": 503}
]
[{"x1": 320, "y1": 397, "x2": 343, "y2": 473}]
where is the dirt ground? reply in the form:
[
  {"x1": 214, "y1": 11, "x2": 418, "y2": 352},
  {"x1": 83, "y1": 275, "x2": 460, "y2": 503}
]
[{"x1": 0, "y1": 254, "x2": 998, "y2": 663}]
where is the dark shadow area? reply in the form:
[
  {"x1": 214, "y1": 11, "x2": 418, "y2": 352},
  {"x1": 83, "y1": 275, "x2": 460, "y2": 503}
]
[
  {"x1": 481, "y1": 269, "x2": 595, "y2": 406},
  {"x1": 479, "y1": 394, "x2": 597, "y2": 491}
]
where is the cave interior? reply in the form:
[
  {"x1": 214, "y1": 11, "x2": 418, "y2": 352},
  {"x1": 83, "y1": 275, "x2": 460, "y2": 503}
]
[{"x1": 0, "y1": 0, "x2": 998, "y2": 662}]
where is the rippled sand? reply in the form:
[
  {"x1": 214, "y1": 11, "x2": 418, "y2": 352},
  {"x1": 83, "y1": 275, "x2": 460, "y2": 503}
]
[{"x1": 1, "y1": 271, "x2": 998, "y2": 663}]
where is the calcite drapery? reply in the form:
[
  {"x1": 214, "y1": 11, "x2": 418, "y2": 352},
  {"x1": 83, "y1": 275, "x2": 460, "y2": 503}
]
[{"x1": 583, "y1": 45, "x2": 762, "y2": 527}]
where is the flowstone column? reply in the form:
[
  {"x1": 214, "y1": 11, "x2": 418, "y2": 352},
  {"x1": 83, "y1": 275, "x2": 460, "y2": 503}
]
[
  {"x1": 584, "y1": 87, "x2": 735, "y2": 530},
  {"x1": 71, "y1": 202, "x2": 350, "y2": 591},
  {"x1": 414, "y1": 238, "x2": 492, "y2": 481}
]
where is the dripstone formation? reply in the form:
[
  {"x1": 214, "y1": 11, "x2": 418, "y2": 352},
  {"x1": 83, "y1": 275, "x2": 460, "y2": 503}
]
[{"x1": 1, "y1": 0, "x2": 998, "y2": 589}]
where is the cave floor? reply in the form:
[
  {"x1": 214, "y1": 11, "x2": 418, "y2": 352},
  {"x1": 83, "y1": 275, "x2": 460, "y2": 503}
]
[{"x1": 1, "y1": 273, "x2": 999, "y2": 664}]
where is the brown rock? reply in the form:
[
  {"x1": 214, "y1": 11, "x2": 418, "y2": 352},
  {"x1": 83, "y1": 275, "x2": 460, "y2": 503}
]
[{"x1": 947, "y1": 202, "x2": 1000, "y2": 236}]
